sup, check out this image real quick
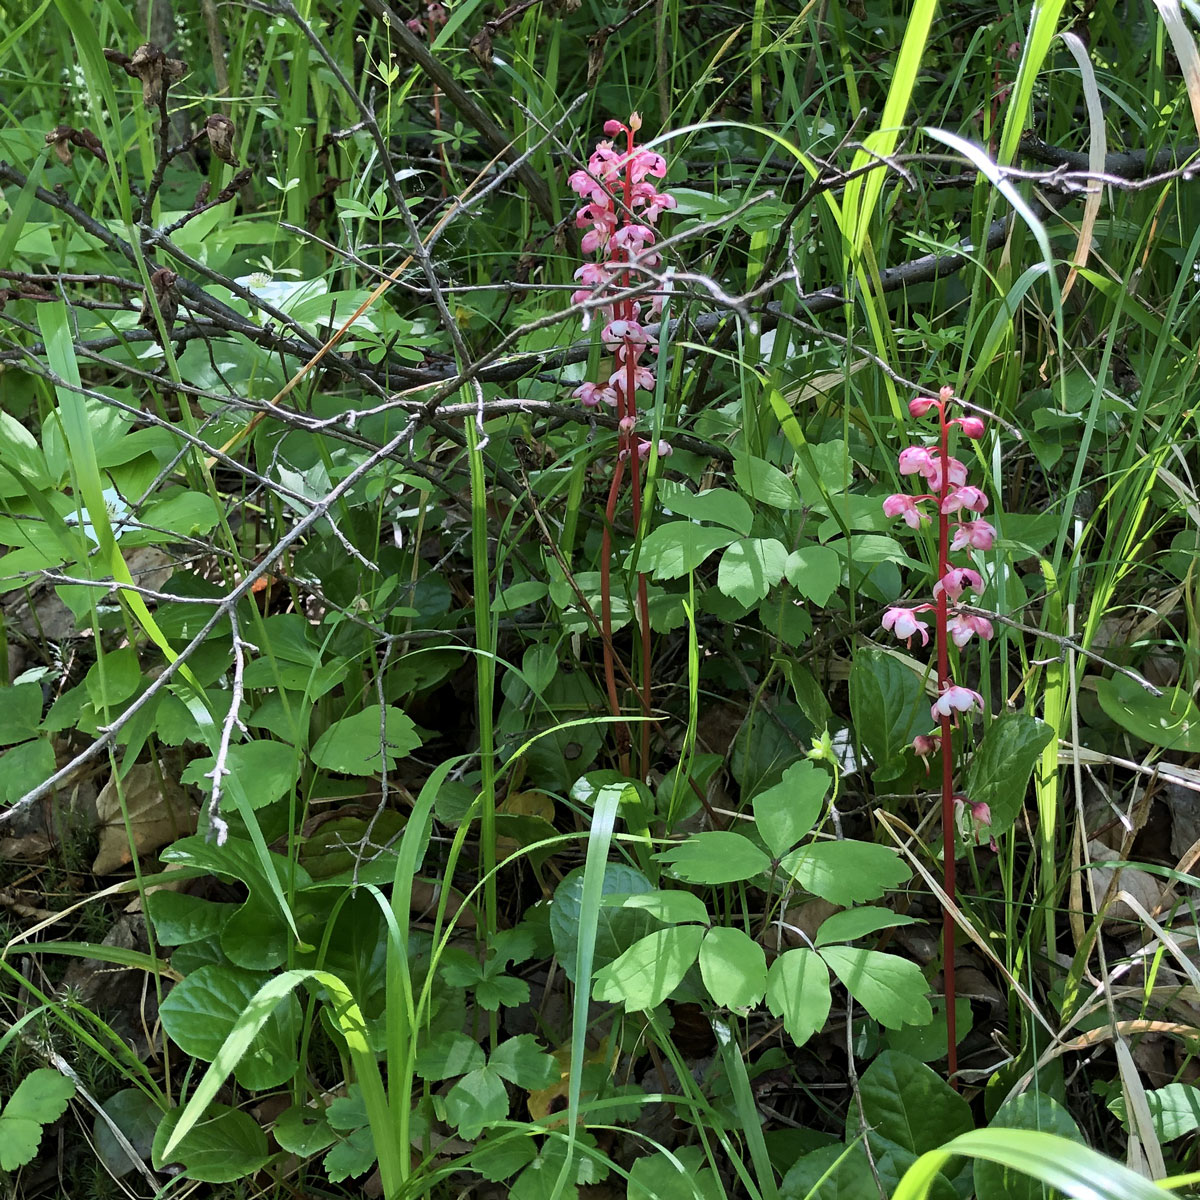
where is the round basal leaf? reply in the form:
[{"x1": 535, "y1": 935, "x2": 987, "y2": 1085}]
[
  {"x1": 717, "y1": 538, "x2": 789, "y2": 606},
  {"x1": 153, "y1": 1103, "x2": 269, "y2": 1183},
  {"x1": 765, "y1": 948, "x2": 831, "y2": 1047},
  {"x1": 700, "y1": 926, "x2": 767, "y2": 1010},
  {"x1": 785, "y1": 544, "x2": 842, "y2": 607},
  {"x1": 781, "y1": 840, "x2": 911, "y2": 905},
  {"x1": 848, "y1": 648, "x2": 924, "y2": 777},
  {"x1": 592, "y1": 925, "x2": 705, "y2": 1011},
  {"x1": 659, "y1": 484, "x2": 754, "y2": 536},
  {"x1": 814, "y1": 906, "x2": 921, "y2": 947},
  {"x1": 965, "y1": 713, "x2": 1055, "y2": 835},
  {"x1": 84, "y1": 646, "x2": 142, "y2": 709},
  {"x1": 975, "y1": 1092, "x2": 1084, "y2": 1200},
  {"x1": 858, "y1": 1050, "x2": 972, "y2": 1198},
  {"x1": 549, "y1": 862, "x2": 653, "y2": 983},
  {"x1": 221, "y1": 901, "x2": 290, "y2": 971},
  {"x1": 0, "y1": 738, "x2": 55, "y2": 806},
  {"x1": 781, "y1": 1142, "x2": 878, "y2": 1199},
  {"x1": 181, "y1": 738, "x2": 302, "y2": 812},
  {"x1": 656, "y1": 830, "x2": 771, "y2": 885},
  {"x1": 634, "y1": 521, "x2": 736, "y2": 580},
  {"x1": 94, "y1": 1088, "x2": 161, "y2": 1179},
  {"x1": 821, "y1": 946, "x2": 932, "y2": 1029},
  {"x1": 145, "y1": 891, "x2": 236, "y2": 946},
  {"x1": 273, "y1": 1104, "x2": 337, "y2": 1157},
  {"x1": 752, "y1": 760, "x2": 830, "y2": 857},
  {"x1": 310, "y1": 704, "x2": 421, "y2": 775},
  {"x1": 886, "y1": 997, "x2": 972, "y2": 1062},
  {"x1": 1095, "y1": 675, "x2": 1200, "y2": 753},
  {"x1": 0, "y1": 682, "x2": 43, "y2": 745},
  {"x1": 159, "y1": 965, "x2": 301, "y2": 1090}
]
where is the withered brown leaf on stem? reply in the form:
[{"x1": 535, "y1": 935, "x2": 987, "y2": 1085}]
[
  {"x1": 43, "y1": 125, "x2": 108, "y2": 165},
  {"x1": 204, "y1": 113, "x2": 239, "y2": 166},
  {"x1": 104, "y1": 42, "x2": 187, "y2": 108},
  {"x1": 139, "y1": 267, "x2": 180, "y2": 344}
]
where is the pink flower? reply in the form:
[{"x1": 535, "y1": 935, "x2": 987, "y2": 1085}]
[
  {"x1": 946, "y1": 613, "x2": 994, "y2": 646},
  {"x1": 950, "y1": 519, "x2": 996, "y2": 551},
  {"x1": 882, "y1": 493, "x2": 929, "y2": 528},
  {"x1": 925, "y1": 454, "x2": 968, "y2": 491},
  {"x1": 898, "y1": 446, "x2": 936, "y2": 476},
  {"x1": 912, "y1": 733, "x2": 941, "y2": 771},
  {"x1": 619, "y1": 438, "x2": 673, "y2": 462},
  {"x1": 941, "y1": 485, "x2": 989, "y2": 514},
  {"x1": 609, "y1": 365, "x2": 656, "y2": 394},
  {"x1": 933, "y1": 567, "x2": 985, "y2": 601},
  {"x1": 882, "y1": 606, "x2": 930, "y2": 646},
  {"x1": 909, "y1": 395, "x2": 938, "y2": 418},
  {"x1": 574, "y1": 381, "x2": 617, "y2": 408},
  {"x1": 953, "y1": 416, "x2": 986, "y2": 439},
  {"x1": 931, "y1": 683, "x2": 984, "y2": 724}
]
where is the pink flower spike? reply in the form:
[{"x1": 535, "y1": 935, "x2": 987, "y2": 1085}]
[
  {"x1": 881, "y1": 606, "x2": 930, "y2": 647},
  {"x1": 954, "y1": 416, "x2": 986, "y2": 439},
  {"x1": 933, "y1": 567, "x2": 985, "y2": 601},
  {"x1": 931, "y1": 682, "x2": 984, "y2": 725},
  {"x1": 941, "y1": 485, "x2": 989, "y2": 515},
  {"x1": 909, "y1": 396, "x2": 938, "y2": 418},
  {"x1": 947, "y1": 613, "x2": 995, "y2": 646},
  {"x1": 898, "y1": 446, "x2": 936, "y2": 476},
  {"x1": 950, "y1": 519, "x2": 996, "y2": 552},
  {"x1": 882, "y1": 493, "x2": 929, "y2": 529}
]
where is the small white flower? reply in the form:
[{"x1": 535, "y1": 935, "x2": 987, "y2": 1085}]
[{"x1": 64, "y1": 487, "x2": 131, "y2": 545}]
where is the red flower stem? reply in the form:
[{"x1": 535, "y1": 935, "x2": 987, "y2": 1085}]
[
  {"x1": 600, "y1": 455, "x2": 630, "y2": 775},
  {"x1": 936, "y1": 400, "x2": 959, "y2": 1085}
]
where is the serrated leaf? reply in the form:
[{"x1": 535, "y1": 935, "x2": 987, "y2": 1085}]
[
  {"x1": 490, "y1": 1036, "x2": 559, "y2": 1089},
  {"x1": 752, "y1": 760, "x2": 829, "y2": 857},
  {"x1": 848, "y1": 648, "x2": 925, "y2": 776},
  {"x1": 765, "y1": 948, "x2": 831, "y2": 1046},
  {"x1": 324, "y1": 1125, "x2": 377, "y2": 1181},
  {"x1": 699, "y1": 926, "x2": 767, "y2": 1009},
  {"x1": 414, "y1": 1030, "x2": 486, "y2": 1081},
  {"x1": 310, "y1": 705, "x2": 421, "y2": 775},
  {"x1": 815, "y1": 906, "x2": 921, "y2": 947},
  {"x1": 781, "y1": 840, "x2": 911, "y2": 905},
  {"x1": 965, "y1": 712, "x2": 1055, "y2": 834},
  {"x1": 821, "y1": 946, "x2": 932, "y2": 1028},
  {"x1": 592, "y1": 925, "x2": 705, "y2": 1010},
  {"x1": 718, "y1": 538, "x2": 788, "y2": 605},
  {"x1": 635, "y1": 522, "x2": 736, "y2": 580},
  {"x1": 4, "y1": 1069, "x2": 75, "y2": 1124},
  {"x1": 445, "y1": 1066, "x2": 508, "y2": 1139},
  {"x1": 1095, "y1": 675, "x2": 1200, "y2": 753},
  {"x1": 655, "y1": 831, "x2": 772, "y2": 884},
  {"x1": 785, "y1": 544, "x2": 842, "y2": 607}
]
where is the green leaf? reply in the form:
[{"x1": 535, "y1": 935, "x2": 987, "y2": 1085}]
[
  {"x1": 784, "y1": 544, "x2": 842, "y2": 607},
  {"x1": 629, "y1": 1145, "x2": 724, "y2": 1199},
  {"x1": 490, "y1": 1036, "x2": 559, "y2": 1090},
  {"x1": 84, "y1": 646, "x2": 142, "y2": 708},
  {"x1": 153, "y1": 1104, "x2": 270, "y2": 1182},
  {"x1": 858, "y1": 1051, "x2": 972, "y2": 1199},
  {"x1": 781, "y1": 840, "x2": 911, "y2": 905},
  {"x1": 415, "y1": 1031, "x2": 486, "y2": 1081},
  {"x1": 781, "y1": 1142, "x2": 878, "y2": 1199},
  {"x1": 659, "y1": 484, "x2": 754, "y2": 535},
  {"x1": 273, "y1": 1105, "x2": 337, "y2": 1157},
  {"x1": 848, "y1": 648, "x2": 925, "y2": 776},
  {"x1": 0, "y1": 1069, "x2": 74, "y2": 1170},
  {"x1": 1095, "y1": 675, "x2": 1200, "y2": 753},
  {"x1": 0, "y1": 738, "x2": 55, "y2": 806},
  {"x1": 717, "y1": 538, "x2": 788, "y2": 605},
  {"x1": 699, "y1": 926, "x2": 767, "y2": 1010},
  {"x1": 146, "y1": 892, "x2": 236, "y2": 945},
  {"x1": 815, "y1": 906, "x2": 921, "y2": 947},
  {"x1": 492, "y1": 580, "x2": 549, "y2": 613},
  {"x1": 975, "y1": 1092, "x2": 1084, "y2": 1200},
  {"x1": 592, "y1": 925, "x2": 705, "y2": 1010},
  {"x1": 765, "y1": 949, "x2": 831, "y2": 1046},
  {"x1": 0, "y1": 683, "x2": 43, "y2": 745},
  {"x1": 310, "y1": 705, "x2": 421, "y2": 775},
  {"x1": 655, "y1": 831, "x2": 772, "y2": 885},
  {"x1": 158, "y1": 965, "x2": 302, "y2": 1090},
  {"x1": 550, "y1": 862, "x2": 654, "y2": 983},
  {"x1": 635, "y1": 522, "x2": 736, "y2": 580},
  {"x1": 821, "y1": 946, "x2": 932, "y2": 1028},
  {"x1": 1108, "y1": 1082, "x2": 1200, "y2": 1143},
  {"x1": 752, "y1": 759, "x2": 829, "y2": 857},
  {"x1": 444, "y1": 1066, "x2": 509, "y2": 1139},
  {"x1": 93, "y1": 1087, "x2": 160, "y2": 1179},
  {"x1": 965, "y1": 713, "x2": 1055, "y2": 834},
  {"x1": 324, "y1": 1125, "x2": 377, "y2": 1181},
  {"x1": 181, "y1": 739, "x2": 302, "y2": 811},
  {"x1": 603, "y1": 889, "x2": 710, "y2": 925},
  {"x1": 733, "y1": 455, "x2": 800, "y2": 509}
]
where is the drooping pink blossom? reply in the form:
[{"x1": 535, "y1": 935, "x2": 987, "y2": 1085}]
[
  {"x1": 574, "y1": 381, "x2": 617, "y2": 408},
  {"x1": 925, "y1": 454, "x2": 968, "y2": 491},
  {"x1": 931, "y1": 682, "x2": 984, "y2": 724},
  {"x1": 941, "y1": 485, "x2": 989, "y2": 514},
  {"x1": 912, "y1": 733, "x2": 941, "y2": 770},
  {"x1": 946, "y1": 613, "x2": 994, "y2": 646},
  {"x1": 882, "y1": 606, "x2": 930, "y2": 646},
  {"x1": 882, "y1": 493, "x2": 930, "y2": 528},
  {"x1": 950, "y1": 519, "x2": 996, "y2": 552},
  {"x1": 898, "y1": 446, "x2": 936, "y2": 477},
  {"x1": 933, "y1": 567, "x2": 985, "y2": 601},
  {"x1": 909, "y1": 396, "x2": 938, "y2": 418},
  {"x1": 953, "y1": 416, "x2": 986, "y2": 439}
]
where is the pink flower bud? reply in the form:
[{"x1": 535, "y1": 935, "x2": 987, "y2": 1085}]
[
  {"x1": 909, "y1": 396, "x2": 938, "y2": 418},
  {"x1": 603, "y1": 119, "x2": 624, "y2": 136},
  {"x1": 954, "y1": 416, "x2": 986, "y2": 439},
  {"x1": 618, "y1": 415, "x2": 636, "y2": 434},
  {"x1": 939, "y1": 385, "x2": 955, "y2": 403}
]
